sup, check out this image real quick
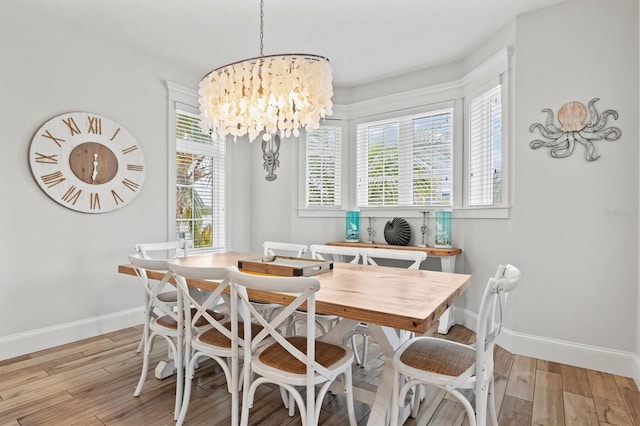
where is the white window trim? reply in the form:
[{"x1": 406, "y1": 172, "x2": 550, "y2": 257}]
[
  {"x1": 459, "y1": 47, "x2": 511, "y2": 218},
  {"x1": 166, "y1": 81, "x2": 228, "y2": 250},
  {"x1": 352, "y1": 100, "x2": 457, "y2": 211},
  {"x1": 298, "y1": 119, "x2": 349, "y2": 218},
  {"x1": 297, "y1": 48, "x2": 511, "y2": 220}
]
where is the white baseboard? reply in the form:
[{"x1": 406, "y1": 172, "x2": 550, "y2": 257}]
[
  {"x1": 633, "y1": 354, "x2": 640, "y2": 389},
  {"x1": 0, "y1": 307, "x2": 144, "y2": 361},
  {"x1": 453, "y1": 307, "x2": 637, "y2": 378}
]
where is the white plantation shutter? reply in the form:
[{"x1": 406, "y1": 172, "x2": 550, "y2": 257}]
[
  {"x1": 356, "y1": 108, "x2": 453, "y2": 207},
  {"x1": 305, "y1": 126, "x2": 342, "y2": 207},
  {"x1": 469, "y1": 81, "x2": 502, "y2": 207},
  {"x1": 175, "y1": 108, "x2": 226, "y2": 251}
]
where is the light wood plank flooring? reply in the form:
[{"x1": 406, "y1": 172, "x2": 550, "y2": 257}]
[{"x1": 1, "y1": 324, "x2": 638, "y2": 425}]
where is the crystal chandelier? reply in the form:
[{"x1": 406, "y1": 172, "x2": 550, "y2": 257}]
[{"x1": 198, "y1": 0, "x2": 333, "y2": 143}]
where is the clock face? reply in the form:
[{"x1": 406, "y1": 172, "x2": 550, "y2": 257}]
[{"x1": 29, "y1": 112, "x2": 146, "y2": 213}]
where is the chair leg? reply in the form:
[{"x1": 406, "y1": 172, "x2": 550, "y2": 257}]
[
  {"x1": 475, "y1": 377, "x2": 488, "y2": 426},
  {"x1": 344, "y1": 368, "x2": 358, "y2": 426},
  {"x1": 174, "y1": 340, "x2": 183, "y2": 421},
  {"x1": 389, "y1": 369, "x2": 401, "y2": 426},
  {"x1": 351, "y1": 335, "x2": 362, "y2": 365},
  {"x1": 134, "y1": 334, "x2": 153, "y2": 396},
  {"x1": 488, "y1": 376, "x2": 499, "y2": 426},
  {"x1": 176, "y1": 353, "x2": 199, "y2": 425}
]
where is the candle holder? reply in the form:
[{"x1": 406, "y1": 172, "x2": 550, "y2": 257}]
[
  {"x1": 418, "y1": 211, "x2": 428, "y2": 247},
  {"x1": 366, "y1": 217, "x2": 374, "y2": 243}
]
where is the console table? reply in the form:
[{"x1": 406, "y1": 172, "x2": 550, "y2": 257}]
[{"x1": 326, "y1": 241, "x2": 462, "y2": 334}]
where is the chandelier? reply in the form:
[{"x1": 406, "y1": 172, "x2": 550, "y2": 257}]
[{"x1": 198, "y1": 0, "x2": 334, "y2": 143}]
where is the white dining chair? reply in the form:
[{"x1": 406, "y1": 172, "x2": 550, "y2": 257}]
[
  {"x1": 228, "y1": 268, "x2": 357, "y2": 426},
  {"x1": 390, "y1": 264, "x2": 522, "y2": 426},
  {"x1": 128, "y1": 253, "x2": 185, "y2": 420},
  {"x1": 285, "y1": 244, "x2": 364, "y2": 336},
  {"x1": 134, "y1": 241, "x2": 189, "y2": 354},
  {"x1": 168, "y1": 261, "x2": 248, "y2": 426},
  {"x1": 252, "y1": 241, "x2": 309, "y2": 323},
  {"x1": 350, "y1": 247, "x2": 427, "y2": 366}
]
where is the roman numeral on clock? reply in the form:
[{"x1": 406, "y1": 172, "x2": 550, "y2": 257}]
[
  {"x1": 127, "y1": 164, "x2": 144, "y2": 172},
  {"x1": 35, "y1": 153, "x2": 58, "y2": 164},
  {"x1": 122, "y1": 178, "x2": 139, "y2": 192},
  {"x1": 88, "y1": 116, "x2": 102, "y2": 134},
  {"x1": 61, "y1": 186, "x2": 82, "y2": 205},
  {"x1": 41, "y1": 171, "x2": 65, "y2": 187},
  {"x1": 122, "y1": 145, "x2": 138, "y2": 155},
  {"x1": 111, "y1": 190, "x2": 124, "y2": 205},
  {"x1": 62, "y1": 117, "x2": 81, "y2": 136},
  {"x1": 42, "y1": 130, "x2": 65, "y2": 147},
  {"x1": 90, "y1": 193, "x2": 101, "y2": 210}
]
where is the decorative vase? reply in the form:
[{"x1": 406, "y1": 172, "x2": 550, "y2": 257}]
[
  {"x1": 345, "y1": 210, "x2": 360, "y2": 242},
  {"x1": 435, "y1": 211, "x2": 452, "y2": 248},
  {"x1": 383, "y1": 217, "x2": 411, "y2": 246}
]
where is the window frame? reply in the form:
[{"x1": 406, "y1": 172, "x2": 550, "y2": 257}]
[
  {"x1": 297, "y1": 119, "x2": 349, "y2": 218},
  {"x1": 354, "y1": 101, "x2": 456, "y2": 211},
  {"x1": 167, "y1": 81, "x2": 227, "y2": 252}
]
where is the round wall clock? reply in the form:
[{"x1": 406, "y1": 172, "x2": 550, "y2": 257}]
[{"x1": 29, "y1": 112, "x2": 146, "y2": 213}]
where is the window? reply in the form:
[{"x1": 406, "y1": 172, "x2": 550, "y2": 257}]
[
  {"x1": 175, "y1": 107, "x2": 226, "y2": 251},
  {"x1": 305, "y1": 125, "x2": 342, "y2": 207},
  {"x1": 356, "y1": 108, "x2": 453, "y2": 208},
  {"x1": 468, "y1": 82, "x2": 502, "y2": 207}
]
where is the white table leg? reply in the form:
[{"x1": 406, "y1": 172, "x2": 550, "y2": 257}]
[
  {"x1": 155, "y1": 359, "x2": 177, "y2": 379},
  {"x1": 437, "y1": 255, "x2": 457, "y2": 334}
]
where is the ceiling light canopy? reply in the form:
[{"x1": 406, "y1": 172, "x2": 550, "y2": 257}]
[{"x1": 198, "y1": 1, "x2": 333, "y2": 143}]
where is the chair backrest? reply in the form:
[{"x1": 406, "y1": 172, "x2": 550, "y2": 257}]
[
  {"x1": 263, "y1": 241, "x2": 307, "y2": 258},
  {"x1": 476, "y1": 264, "x2": 521, "y2": 363},
  {"x1": 228, "y1": 267, "x2": 339, "y2": 379},
  {"x1": 128, "y1": 253, "x2": 181, "y2": 322},
  {"x1": 309, "y1": 244, "x2": 362, "y2": 264},
  {"x1": 168, "y1": 260, "x2": 232, "y2": 343},
  {"x1": 136, "y1": 240, "x2": 189, "y2": 260},
  {"x1": 363, "y1": 247, "x2": 427, "y2": 270}
]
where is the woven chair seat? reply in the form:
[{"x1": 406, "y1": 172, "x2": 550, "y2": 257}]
[
  {"x1": 399, "y1": 338, "x2": 475, "y2": 377},
  {"x1": 155, "y1": 314, "x2": 179, "y2": 329},
  {"x1": 157, "y1": 291, "x2": 178, "y2": 303},
  {"x1": 259, "y1": 336, "x2": 347, "y2": 374},
  {"x1": 192, "y1": 309, "x2": 225, "y2": 327},
  {"x1": 199, "y1": 322, "x2": 263, "y2": 348},
  {"x1": 155, "y1": 309, "x2": 224, "y2": 329}
]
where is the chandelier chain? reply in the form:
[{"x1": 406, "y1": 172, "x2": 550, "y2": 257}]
[{"x1": 259, "y1": 0, "x2": 264, "y2": 56}]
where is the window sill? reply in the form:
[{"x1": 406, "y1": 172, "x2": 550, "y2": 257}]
[{"x1": 297, "y1": 206, "x2": 510, "y2": 219}]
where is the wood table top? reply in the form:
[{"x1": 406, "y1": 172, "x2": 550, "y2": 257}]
[{"x1": 119, "y1": 252, "x2": 471, "y2": 334}]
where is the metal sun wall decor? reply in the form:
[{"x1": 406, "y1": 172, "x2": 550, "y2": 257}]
[
  {"x1": 529, "y1": 98, "x2": 621, "y2": 161},
  {"x1": 262, "y1": 134, "x2": 281, "y2": 181}
]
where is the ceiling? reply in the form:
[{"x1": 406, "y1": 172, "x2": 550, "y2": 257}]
[{"x1": 19, "y1": 0, "x2": 564, "y2": 87}]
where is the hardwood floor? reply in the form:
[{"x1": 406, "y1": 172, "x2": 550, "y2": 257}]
[{"x1": 1, "y1": 324, "x2": 638, "y2": 426}]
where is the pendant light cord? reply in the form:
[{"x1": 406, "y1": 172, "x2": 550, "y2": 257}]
[{"x1": 259, "y1": 0, "x2": 264, "y2": 56}]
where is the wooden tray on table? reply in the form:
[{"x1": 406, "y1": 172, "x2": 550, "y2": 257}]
[{"x1": 237, "y1": 255, "x2": 333, "y2": 277}]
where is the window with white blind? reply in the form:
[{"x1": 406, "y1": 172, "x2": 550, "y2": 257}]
[
  {"x1": 468, "y1": 82, "x2": 502, "y2": 207},
  {"x1": 356, "y1": 108, "x2": 453, "y2": 208},
  {"x1": 175, "y1": 108, "x2": 226, "y2": 251},
  {"x1": 305, "y1": 125, "x2": 342, "y2": 207}
]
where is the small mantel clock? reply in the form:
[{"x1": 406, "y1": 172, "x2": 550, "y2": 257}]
[{"x1": 29, "y1": 112, "x2": 146, "y2": 213}]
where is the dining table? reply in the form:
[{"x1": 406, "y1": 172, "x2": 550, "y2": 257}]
[{"x1": 119, "y1": 251, "x2": 472, "y2": 425}]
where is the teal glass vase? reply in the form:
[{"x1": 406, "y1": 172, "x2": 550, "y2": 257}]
[
  {"x1": 345, "y1": 210, "x2": 360, "y2": 242},
  {"x1": 435, "y1": 211, "x2": 452, "y2": 248}
]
